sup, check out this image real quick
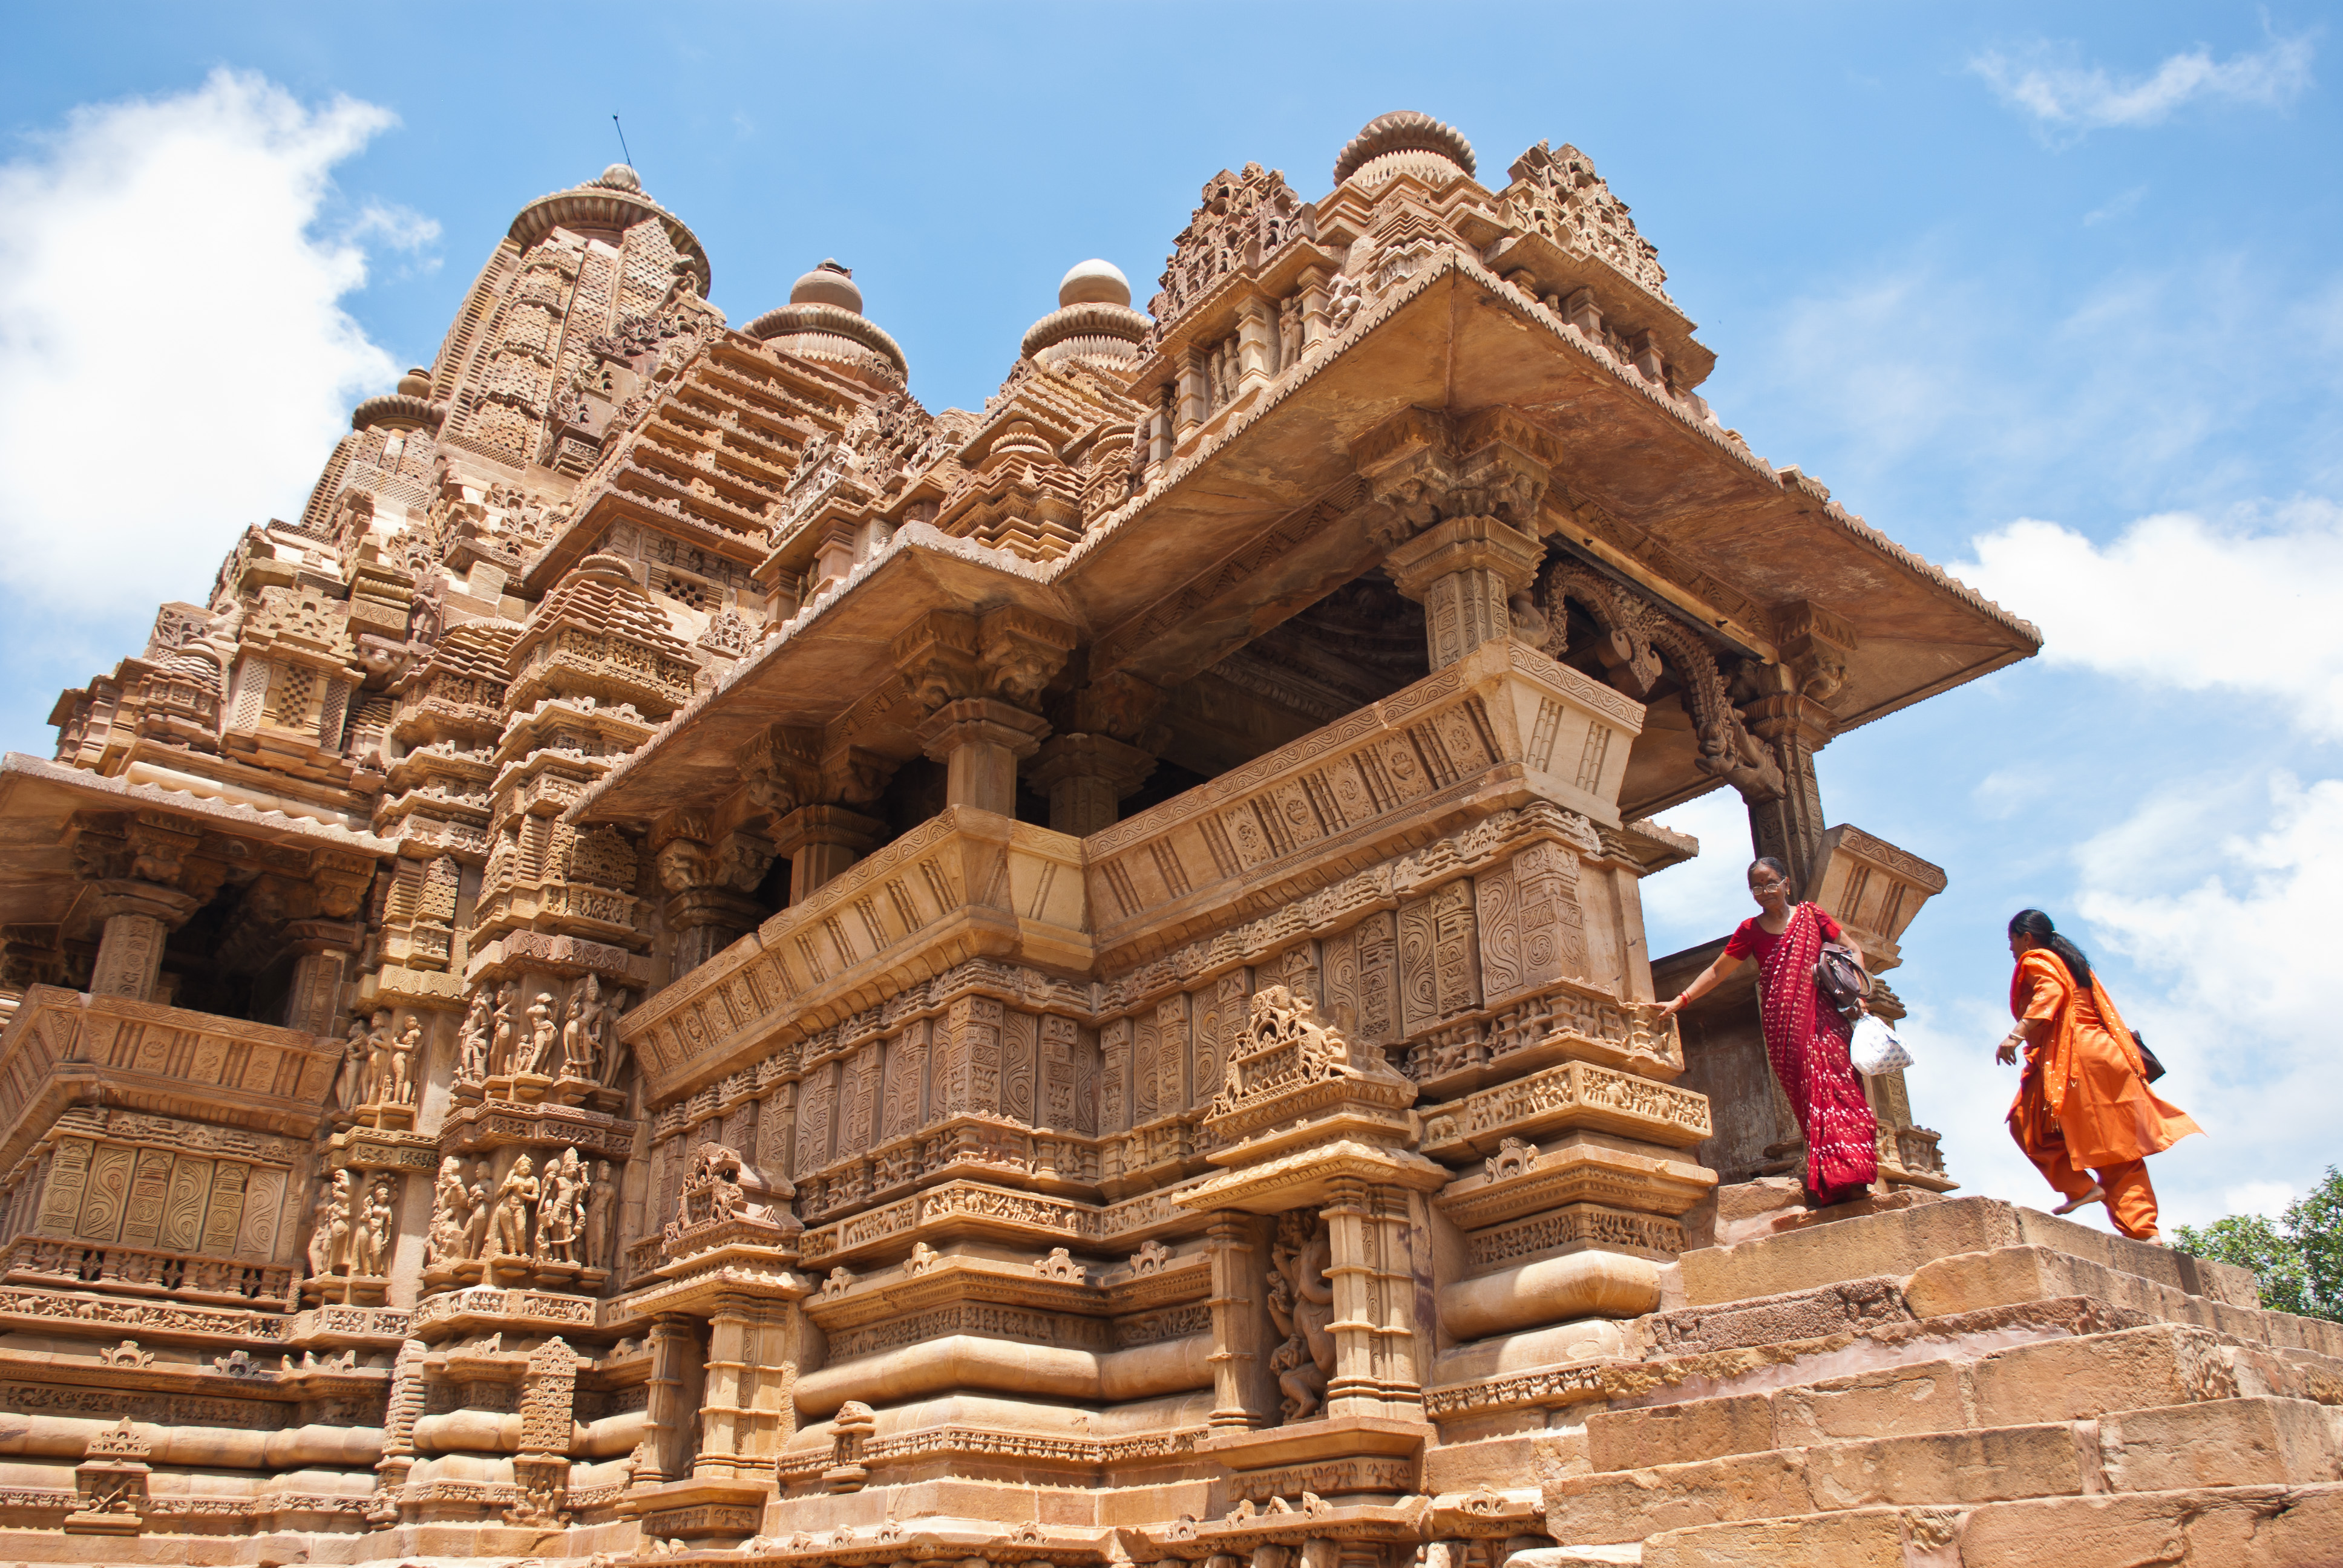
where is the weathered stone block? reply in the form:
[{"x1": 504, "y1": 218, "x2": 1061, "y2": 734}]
[
  {"x1": 1971, "y1": 1324, "x2": 2235, "y2": 1427},
  {"x1": 1542, "y1": 1449, "x2": 1811, "y2": 1542},
  {"x1": 1771, "y1": 1359, "x2": 1969, "y2": 1445},
  {"x1": 1584, "y1": 1394, "x2": 1772, "y2": 1472},
  {"x1": 1642, "y1": 1506, "x2": 1907, "y2": 1568},
  {"x1": 2101, "y1": 1397, "x2": 2342, "y2": 1492}
]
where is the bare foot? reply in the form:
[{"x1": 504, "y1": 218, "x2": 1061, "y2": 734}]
[{"x1": 2053, "y1": 1185, "x2": 2105, "y2": 1215}]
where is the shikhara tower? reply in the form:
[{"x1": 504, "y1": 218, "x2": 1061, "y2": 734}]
[{"x1": 0, "y1": 113, "x2": 2330, "y2": 1567}]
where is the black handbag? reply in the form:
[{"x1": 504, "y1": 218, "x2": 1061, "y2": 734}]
[
  {"x1": 1813, "y1": 941, "x2": 1871, "y2": 1021},
  {"x1": 2131, "y1": 1030, "x2": 2167, "y2": 1083}
]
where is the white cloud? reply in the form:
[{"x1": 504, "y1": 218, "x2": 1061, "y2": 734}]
[
  {"x1": 1972, "y1": 34, "x2": 2315, "y2": 137},
  {"x1": 2223, "y1": 1180, "x2": 2298, "y2": 1219},
  {"x1": 2082, "y1": 185, "x2": 2147, "y2": 226},
  {"x1": 2066, "y1": 771, "x2": 2343, "y2": 1228},
  {"x1": 0, "y1": 68, "x2": 424, "y2": 620},
  {"x1": 1950, "y1": 503, "x2": 2343, "y2": 737},
  {"x1": 1637, "y1": 788, "x2": 1758, "y2": 963}
]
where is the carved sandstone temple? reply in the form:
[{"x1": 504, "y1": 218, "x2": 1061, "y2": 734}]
[{"x1": 2, "y1": 115, "x2": 2336, "y2": 1567}]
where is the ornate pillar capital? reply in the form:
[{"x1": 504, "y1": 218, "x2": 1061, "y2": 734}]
[{"x1": 1383, "y1": 514, "x2": 1545, "y2": 670}]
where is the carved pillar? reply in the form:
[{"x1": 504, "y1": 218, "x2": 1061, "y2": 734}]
[
  {"x1": 508, "y1": 1336, "x2": 577, "y2": 1526},
  {"x1": 1384, "y1": 515, "x2": 1546, "y2": 671},
  {"x1": 1320, "y1": 1178, "x2": 1380, "y2": 1419},
  {"x1": 1027, "y1": 733, "x2": 1157, "y2": 837},
  {"x1": 83, "y1": 881, "x2": 200, "y2": 1002},
  {"x1": 1205, "y1": 1213, "x2": 1272, "y2": 1430},
  {"x1": 1236, "y1": 296, "x2": 1277, "y2": 390},
  {"x1": 1177, "y1": 344, "x2": 1211, "y2": 441},
  {"x1": 1741, "y1": 601, "x2": 1860, "y2": 891},
  {"x1": 917, "y1": 698, "x2": 1049, "y2": 816},
  {"x1": 772, "y1": 805, "x2": 885, "y2": 903},
  {"x1": 694, "y1": 1293, "x2": 798, "y2": 1482},
  {"x1": 1297, "y1": 266, "x2": 1332, "y2": 354},
  {"x1": 811, "y1": 521, "x2": 859, "y2": 593},
  {"x1": 655, "y1": 812, "x2": 775, "y2": 973},
  {"x1": 1740, "y1": 693, "x2": 1833, "y2": 892},
  {"x1": 282, "y1": 918, "x2": 362, "y2": 1034},
  {"x1": 641, "y1": 1314, "x2": 704, "y2": 1486}
]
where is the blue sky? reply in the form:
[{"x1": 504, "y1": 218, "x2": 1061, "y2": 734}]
[{"x1": 2, "y1": 4, "x2": 2337, "y2": 1233}]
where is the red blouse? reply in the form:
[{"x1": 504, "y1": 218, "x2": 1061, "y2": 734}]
[{"x1": 1725, "y1": 904, "x2": 1841, "y2": 965}]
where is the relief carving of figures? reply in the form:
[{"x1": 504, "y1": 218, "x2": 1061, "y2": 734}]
[
  {"x1": 488, "y1": 1155, "x2": 538, "y2": 1258},
  {"x1": 535, "y1": 1149, "x2": 582, "y2": 1262},
  {"x1": 361, "y1": 1010, "x2": 394, "y2": 1103},
  {"x1": 1266, "y1": 1210, "x2": 1335, "y2": 1423},
  {"x1": 306, "y1": 1169, "x2": 354, "y2": 1277},
  {"x1": 350, "y1": 1175, "x2": 396, "y2": 1276},
  {"x1": 584, "y1": 1159, "x2": 617, "y2": 1269},
  {"x1": 488, "y1": 984, "x2": 518, "y2": 1077},
  {"x1": 425, "y1": 1155, "x2": 470, "y2": 1265},
  {"x1": 333, "y1": 1021, "x2": 369, "y2": 1114},
  {"x1": 562, "y1": 976, "x2": 603, "y2": 1079},
  {"x1": 460, "y1": 1161, "x2": 493, "y2": 1260},
  {"x1": 525, "y1": 993, "x2": 559, "y2": 1076},
  {"x1": 455, "y1": 989, "x2": 491, "y2": 1083},
  {"x1": 672, "y1": 1142, "x2": 749, "y2": 1230},
  {"x1": 387, "y1": 1014, "x2": 422, "y2": 1105},
  {"x1": 594, "y1": 985, "x2": 631, "y2": 1088}
]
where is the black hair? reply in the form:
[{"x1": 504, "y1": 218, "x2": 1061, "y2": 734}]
[
  {"x1": 2009, "y1": 908, "x2": 2092, "y2": 990},
  {"x1": 1746, "y1": 857, "x2": 1794, "y2": 897}
]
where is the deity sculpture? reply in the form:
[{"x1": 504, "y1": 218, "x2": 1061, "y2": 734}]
[
  {"x1": 594, "y1": 987, "x2": 630, "y2": 1088},
  {"x1": 460, "y1": 1160, "x2": 493, "y2": 1260},
  {"x1": 536, "y1": 1149, "x2": 582, "y2": 1263},
  {"x1": 455, "y1": 989, "x2": 491, "y2": 1083},
  {"x1": 560, "y1": 981, "x2": 595, "y2": 1079},
  {"x1": 361, "y1": 1010, "x2": 395, "y2": 1103},
  {"x1": 332, "y1": 1021, "x2": 369, "y2": 1114},
  {"x1": 488, "y1": 984, "x2": 517, "y2": 1077},
  {"x1": 426, "y1": 1155, "x2": 470, "y2": 1265},
  {"x1": 305, "y1": 1171, "x2": 353, "y2": 1278},
  {"x1": 1266, "y1": 1210, "x2": 1335, "y2": 1423},
  {"x1": 525, "y1": 993, "x2": 559, "y2": 1076},
  {"x1": 488, "y1": 1155, "x2": 539, "y2": 1258},
  {"x1": 351, "y1": 1175, "x2": 396, "y2": 1276},
  {"x1": 387, "y1": 1014, "x2": 423, "y2": 1105},
  {"x1": 585, "y1": 1159, "x2": 617, "y2": 1270}
]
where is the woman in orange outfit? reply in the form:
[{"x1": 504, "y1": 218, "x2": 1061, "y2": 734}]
[{"x1": 1998, "y1": 909, "x2": 2201, "y2": 1242}]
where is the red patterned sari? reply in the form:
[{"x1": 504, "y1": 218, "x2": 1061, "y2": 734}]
[{"x1": 1733, "y1": 901, "x2": 1879, "y2": 1205}]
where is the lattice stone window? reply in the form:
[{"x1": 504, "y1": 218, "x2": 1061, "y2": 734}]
[
  {"x1": 269, "y1": 665, "x2": 318, "y2": 728},
  {"x1": 654, "y1": 567, "x2": 716, "y2": 612}
]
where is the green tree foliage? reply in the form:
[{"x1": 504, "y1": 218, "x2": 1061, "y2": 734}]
[{"x1": 2174, "y1": 1165, "x2": 2342, "y2": 1322}]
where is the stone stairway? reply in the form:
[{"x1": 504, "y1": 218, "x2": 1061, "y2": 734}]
[{"x1": 1450, "y1": 1192, "x2": 2343, "y2": 1567}]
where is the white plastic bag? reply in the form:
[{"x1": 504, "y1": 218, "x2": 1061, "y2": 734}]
[{"x1": 1849, "y1": 1013, "x2": 1912, "y2": 1076}]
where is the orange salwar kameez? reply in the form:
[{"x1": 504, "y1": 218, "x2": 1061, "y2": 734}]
[{"x1": 2007, "y1": 948, "x2": 2201, "y2": 1240}]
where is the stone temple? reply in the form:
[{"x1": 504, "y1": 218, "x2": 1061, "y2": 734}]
[{"x1": 1, "y1": 111, "x2": 2335, "y2": 1566}]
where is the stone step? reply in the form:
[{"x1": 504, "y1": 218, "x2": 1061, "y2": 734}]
[
  {"x1": 1676, "y1": 1195, "x2": 2255, "y2": 1313},
  {"x1": 1544, "y1": 1396, "x2": 2340, "y2": 1545},
  {"x1": 1584, "y1": 1324, "x2": 2342, "y2": 1472},
  {"x1": 1635, "y1": 1483, "x2": 2343, "y2": 1567},
  {"x1": 1905, "y1": 1243, "x2": 2343, "y2": 1359}
]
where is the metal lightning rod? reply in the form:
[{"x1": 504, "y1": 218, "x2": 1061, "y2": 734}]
[{"x1": 612, "y1": 115, "x2": 635, "y2": 172}]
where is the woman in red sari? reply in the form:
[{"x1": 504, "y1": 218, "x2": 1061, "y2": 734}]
[
  {"x1": 1662, "y1": 857, "x2": 1879, "y2": 1206},
  {"x1": 1999, "y1": 909, "x2": 2200, "y2": 1242}
]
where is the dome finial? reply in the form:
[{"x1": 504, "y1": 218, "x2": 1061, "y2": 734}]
[
  {"x1": 790, "y1": 261, "x2": 863, "y2": 314},
  {"x1": 1332, "y1": 111, "x2": 1476, "y2": 187},
  {"x1": 1058, "y1": 259, "x2": 1131, "y2": 309}
]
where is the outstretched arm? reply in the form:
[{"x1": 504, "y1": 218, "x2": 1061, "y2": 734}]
[
  {"x1": 1994, "y1": 1015, "x2": 2048, "y2": 1066},
  {"x1": 1659, "y1": 951, "x2": 1747, "y2": 1018}
]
